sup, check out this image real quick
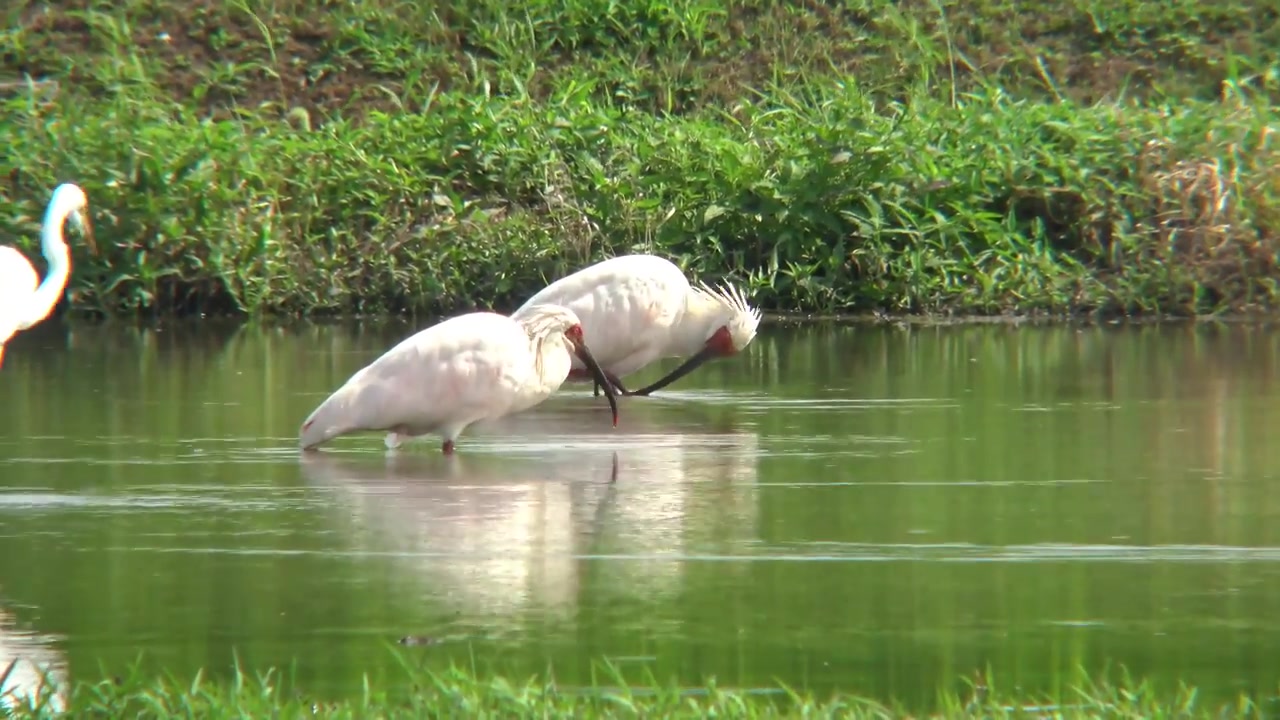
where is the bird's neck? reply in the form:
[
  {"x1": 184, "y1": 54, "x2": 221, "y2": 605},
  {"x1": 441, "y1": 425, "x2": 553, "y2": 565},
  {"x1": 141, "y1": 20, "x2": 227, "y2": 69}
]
[{"x1": 20, "y1": 209, "x2": 72, "y2": 330}]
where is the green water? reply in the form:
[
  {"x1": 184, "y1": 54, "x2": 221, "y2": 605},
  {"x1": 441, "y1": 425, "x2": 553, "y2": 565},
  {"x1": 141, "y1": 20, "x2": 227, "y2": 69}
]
[{"x1": 2, "y1": 319, "x2": 1280, "y2": 709}]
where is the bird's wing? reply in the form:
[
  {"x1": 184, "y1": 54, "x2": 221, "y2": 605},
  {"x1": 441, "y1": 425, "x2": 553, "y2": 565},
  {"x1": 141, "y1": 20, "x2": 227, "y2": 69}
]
[
  {"x1": 512, "y1": 255, "x2": 688, "y2": 372},
  {"x1": 363, "y1": 313, "x2": 532, "y2": 422},
  {"x1": 300, "y1": 313, "x2": 532, "y2": 445},
  {"x1": 0, "y1": 246, "x2": 39, "y2": 343}
]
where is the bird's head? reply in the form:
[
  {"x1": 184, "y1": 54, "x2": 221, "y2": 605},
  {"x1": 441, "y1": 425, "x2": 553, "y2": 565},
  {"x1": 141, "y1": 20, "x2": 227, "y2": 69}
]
[
  {"x1": 691, "y1": 281, "x2": 762, "y2": 358},
  {"x1": 48, "y1": 183, "x2": 96, "y2": 255},
  {"x1": 625, "y1": 280, "x2": 761, "y2": 397},
  {"x1": 518, "y1": 304, "x2": 619, "y2": 427}
]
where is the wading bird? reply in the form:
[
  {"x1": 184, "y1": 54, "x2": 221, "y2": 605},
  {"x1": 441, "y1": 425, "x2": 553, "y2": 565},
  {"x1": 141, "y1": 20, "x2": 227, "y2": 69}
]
[
  {"x1": 511, "y1": 254, "x2": 762, "y2": 397},
  {"x1": 0, "y1": 183, "x2": 95, "y2": 368},
  {"x1": 298, "y1": 305, "x2": 620, "y2": 453}
]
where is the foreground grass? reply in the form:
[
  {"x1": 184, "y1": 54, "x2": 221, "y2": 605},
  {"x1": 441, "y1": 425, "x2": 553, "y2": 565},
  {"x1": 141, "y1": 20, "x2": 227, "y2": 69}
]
[
  {"x1": 2, "y1": 0, "x2": 1279, "y2": 318},
  {"x1": 3, "y1": 660, "x2": 1276, "y2": 719}
]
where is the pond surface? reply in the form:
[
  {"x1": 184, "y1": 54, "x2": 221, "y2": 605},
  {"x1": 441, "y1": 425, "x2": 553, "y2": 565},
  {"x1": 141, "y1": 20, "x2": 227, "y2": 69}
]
[{"x1": 2, "y1": 318, "x2": 1280, "y2": 709}]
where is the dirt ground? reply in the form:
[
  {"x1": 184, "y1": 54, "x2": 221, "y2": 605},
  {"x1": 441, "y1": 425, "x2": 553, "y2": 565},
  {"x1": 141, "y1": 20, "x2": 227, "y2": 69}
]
[{"x1": 7, "y1": 0, "x2": 1274, "y2": 122}]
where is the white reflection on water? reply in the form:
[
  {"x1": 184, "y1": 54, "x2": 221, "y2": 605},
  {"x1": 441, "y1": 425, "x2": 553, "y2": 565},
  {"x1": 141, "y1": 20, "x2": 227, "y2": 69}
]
[
  {"x1": 0, "y1": 607, "x2": 66, "y2": 714},
  {"x1": 298, "y1": 407, "x2": 760, "y2": 622}
]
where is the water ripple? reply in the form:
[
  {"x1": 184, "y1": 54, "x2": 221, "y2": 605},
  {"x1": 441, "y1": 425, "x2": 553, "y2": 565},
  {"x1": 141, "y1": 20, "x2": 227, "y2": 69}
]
[
  {"x1": 611, "y1": 389, "x2": 961, "y2": 411},
  {"x1": 0, "y1": 490, "x2": 313, "y2": 512},
  {"x1": 751, "y1": 478, "x2": 1105, "y2": 487},
  {"x1": 92, "y1": 542, "x2": 1280, "y2": 563}
]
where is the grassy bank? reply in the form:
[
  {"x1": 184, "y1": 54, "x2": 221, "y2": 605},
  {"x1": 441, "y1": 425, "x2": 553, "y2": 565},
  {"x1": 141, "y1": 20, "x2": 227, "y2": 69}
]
[
  {"x1": 2, "y1": 0, "x2": 1279, "y2": 318},
  {"x1": 4, "y1": 660, "x2": 1276, "y2": 719}
]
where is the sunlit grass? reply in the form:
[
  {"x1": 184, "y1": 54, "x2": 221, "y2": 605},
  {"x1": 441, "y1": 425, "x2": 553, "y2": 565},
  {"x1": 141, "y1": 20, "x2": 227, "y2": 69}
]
[
  {"x1": 2, "y1": 656, "x2": 1276, "y2": 719},
  {"x1": 1, "y1": 0, "x2": 1278, "y2": 318}
]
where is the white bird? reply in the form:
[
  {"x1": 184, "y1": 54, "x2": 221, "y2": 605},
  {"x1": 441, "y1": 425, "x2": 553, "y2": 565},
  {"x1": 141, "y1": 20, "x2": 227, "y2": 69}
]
[
  {"x1": 511, "y1": 254, "x2": 762, "y2": 397},
  {"x1": 298, "y1": 305, "x2": 620, "y2": 453},
  {"x1": 0, "y1": 183, "x2": 95, "y2": 368},
  {"x1": 0, "y1": 607, "x2": 67, "y2": 715}
]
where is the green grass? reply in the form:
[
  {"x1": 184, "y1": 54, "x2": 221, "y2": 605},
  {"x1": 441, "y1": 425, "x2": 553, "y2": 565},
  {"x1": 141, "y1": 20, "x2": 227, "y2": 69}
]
[
  {"x1": 3, "y1": 658, "x2": 1277, "y2": 719},
  {"x1": 2, "y1": 0, "x2": 1279, "y2": 318}
]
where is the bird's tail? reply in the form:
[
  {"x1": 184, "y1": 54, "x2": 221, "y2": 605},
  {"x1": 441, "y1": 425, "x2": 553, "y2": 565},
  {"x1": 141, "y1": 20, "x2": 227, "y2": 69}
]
[{"x1": 0, "y1": 343, "x2": 6, "y2": 368}]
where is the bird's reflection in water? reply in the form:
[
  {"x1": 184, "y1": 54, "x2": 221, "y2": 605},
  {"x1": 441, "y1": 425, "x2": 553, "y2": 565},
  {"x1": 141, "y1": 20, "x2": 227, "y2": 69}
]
[
  {"x1": 0, "y1": 607, "x2": 66, "y2": 714},
  {"x1": 298, "y1": 405, "x2": 761, "y2": 629}
]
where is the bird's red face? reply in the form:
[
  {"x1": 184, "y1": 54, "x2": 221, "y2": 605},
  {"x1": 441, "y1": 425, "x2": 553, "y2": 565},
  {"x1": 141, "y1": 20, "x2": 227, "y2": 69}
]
[
  {"x1": 705, "y1": 325, "x2": 737, "y2": 356},
  {"x1": 563, "y1": 323, "x2": 619, "y2": 428}
]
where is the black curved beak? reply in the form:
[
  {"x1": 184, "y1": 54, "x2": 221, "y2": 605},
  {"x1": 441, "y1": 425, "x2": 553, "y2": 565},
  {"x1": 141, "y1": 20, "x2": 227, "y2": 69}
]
[
  {"x1": 569, "y1": 338, "x2": 619, "y2": 427},
  {"x1": 629, "y1": 343, "x2": 719, "y2": 396}
]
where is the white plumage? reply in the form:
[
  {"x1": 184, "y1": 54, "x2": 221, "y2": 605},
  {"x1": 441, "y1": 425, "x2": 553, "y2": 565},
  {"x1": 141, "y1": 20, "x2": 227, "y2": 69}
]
[
  {"x1": 298, "y1": 305, "x2": 619, "y2": 453},
  {"x1": 0, "y1": 183, "x2": 95, "y2": 368},
  {"x1": 512, "y1": 254, "x2": 762, "y2": 396}
]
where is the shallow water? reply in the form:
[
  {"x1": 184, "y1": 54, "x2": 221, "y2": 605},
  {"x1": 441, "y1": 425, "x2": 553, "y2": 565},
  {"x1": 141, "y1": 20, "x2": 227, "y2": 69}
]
[{"x1": 2, "y1": 319, "x2": 1280, "y2": 708}]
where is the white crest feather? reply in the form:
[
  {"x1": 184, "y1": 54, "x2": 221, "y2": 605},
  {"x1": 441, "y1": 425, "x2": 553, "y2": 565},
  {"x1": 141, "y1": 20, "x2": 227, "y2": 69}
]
[
  {"x1": 692, "y1": 280, "x2": 762, "y2": 350},
  {"x1": 514, "y1": 304, "x2": 581, "y2": 340},
  {"x1": 513, "y1": 304, "x2": 582, "y2": 378}
]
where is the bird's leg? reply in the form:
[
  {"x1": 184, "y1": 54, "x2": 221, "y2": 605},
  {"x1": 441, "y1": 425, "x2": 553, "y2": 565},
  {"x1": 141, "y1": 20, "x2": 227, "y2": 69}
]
[
  {"x1": 593, "y1": 371, "x2": 627, "y2": 397},
  {"x1": 604, "y1": 371, "x2": 628, "y2": 396}
]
